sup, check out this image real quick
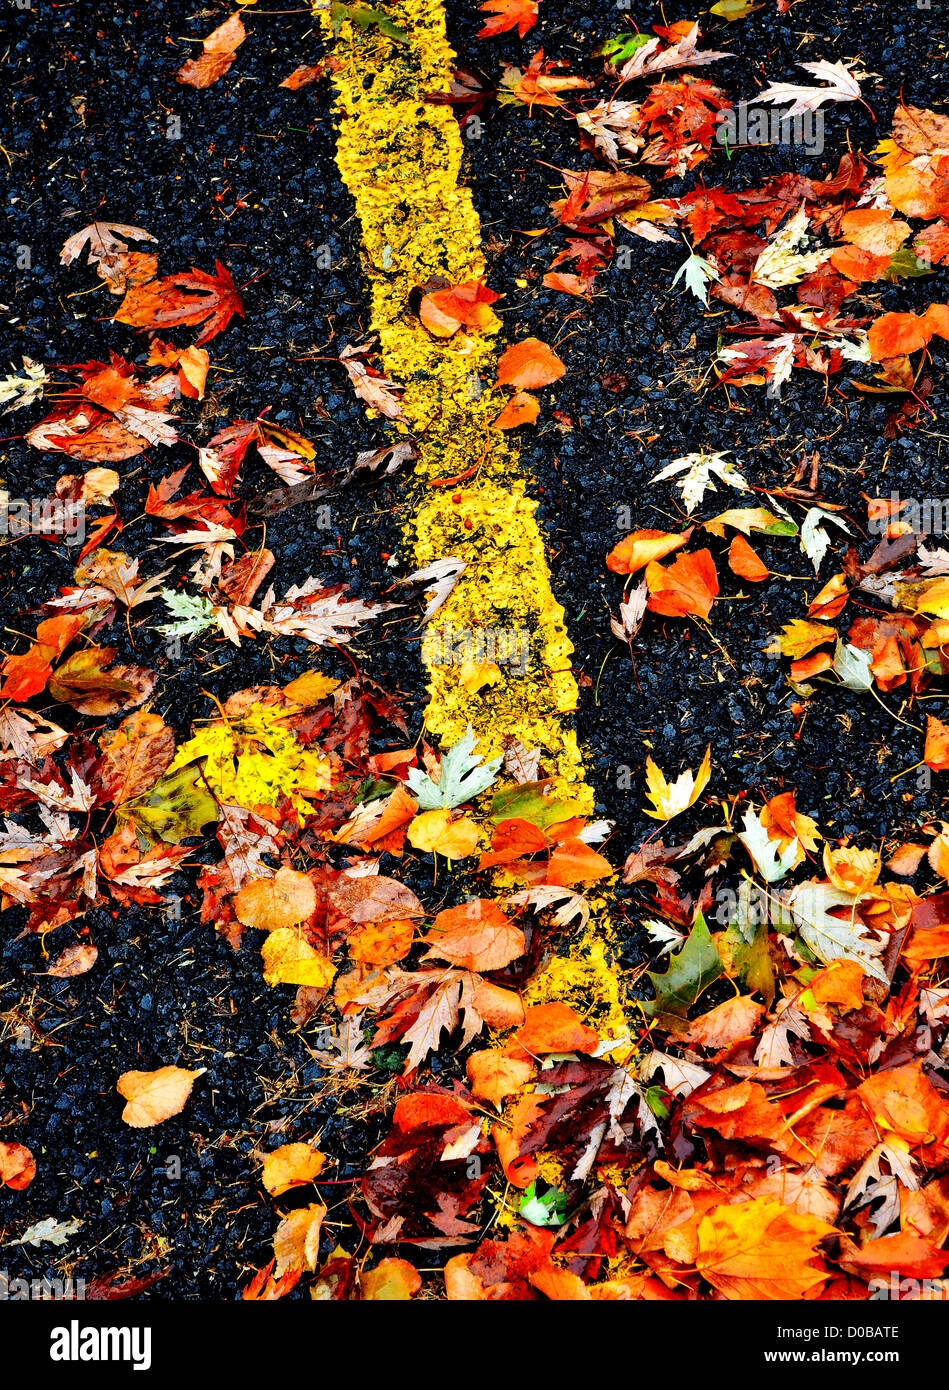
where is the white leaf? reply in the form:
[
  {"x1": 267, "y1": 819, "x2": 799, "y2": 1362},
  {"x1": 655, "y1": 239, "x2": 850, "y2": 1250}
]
[
  {"x1": 671, "y1": 248, "x2": 720, "y2": 305},
  {"x1": 752, "y1": 206, "x2": 824, "y2": 289},
  {"x1": 0, "y1": 358, "x2": 48, "y2": 414},
  {"x1": 755, "y1": 59, "x2": 865, "y2": 117},
  {"x1": 786, "y1": 880, "x2": 887, "y2": 982},
  {"x1": 9, "y1": 1216, "x2": 84, "y2": 1248},
  {"x1": 833, "y1": 640, "x2": 873, "y2": 691},
  {"x1": 738, "y1": 808, "x2": 798, "y2": 883},
  {"x1": 650, "y1": 450, "x2": 749, "y2": 514},
  {"x1": 619, "y1": 23, "x2": 730, "y2": 80},
  {"x1": 800, "y1": 506, "x2": 852, "y2": 574}
]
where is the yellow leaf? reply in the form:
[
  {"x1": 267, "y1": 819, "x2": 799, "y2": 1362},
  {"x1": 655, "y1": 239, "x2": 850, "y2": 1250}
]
[
  {"x1": 360, "y1": 1258, "x2": 421, "y2": 1301},
  {"x1": 696, "y1": 1197, "x2": 834, "y2": 1299},
  {"x1": 261, "y1": 1142, "x2": 325, "y2": 1196},
  {"x1": 407, "y1": 808, "x2": 480, "y2": 859},
  {"x1": 765, "y1": 620, "x2": 837, "y2": 660},
  {"x1": 261, "y1": 928, "x2": 336, "y2": 988},
  {"x1": 117, "y1": 1065, "x2": 205, "y2": 1128},
  {"x1": 273, "y1": 1204, "x2": 326, "y2": 1275},
  {"x1": 283, "y1": 671, "x2": 340, "y2": 706},
  {"x1": 643, "y1": 745, "x2": 712, "y2": 821}
]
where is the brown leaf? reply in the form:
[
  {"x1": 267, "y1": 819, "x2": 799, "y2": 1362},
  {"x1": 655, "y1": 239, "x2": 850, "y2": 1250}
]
[
  {"x1": 98, "y1": 710, "x2": 176, "y2": 805},
  {"x1": 176, "y1": 13, "x2": 246, "y2": 90},
  {"x1": 47, "y1": 943, "x2": 98, "y2": 978}
]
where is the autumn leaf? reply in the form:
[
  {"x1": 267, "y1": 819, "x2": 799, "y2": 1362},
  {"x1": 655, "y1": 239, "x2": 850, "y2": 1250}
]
[
  {"x1": 0, "y1": 1142, "x2": 36, "y2": 1190},
  {"x1": 117, "y1": 1065, "x2": 205, "y2": 1127},
  {"x1": 644, "y1": 912, "x2": 723, "y2": 1027},
  {"x1": 643, "y1": 746, "x2": 712, "y2": 822},
  {"x1": 339, "y1": 341, "x2": 405, "y2": 418},
  {"x1": 47, "y1": 944, "x2": 98, "y2": 979},
  {"x1": 98, "y1": 711, "x2": 176, "y2": 806},
  {"x1": 493, "y1": 390, "x2": 539, "y2": 429},
  {"x1": 273, "y1": 1204, "x2": 326, "y2": 1275},
  {"x1": 687, "y1": 995, "x2": 765, "y2": 1049},
  {"x1": 407, "y1": 808, "x2": 480, "y2": 859},
  {"x1": 261, "y1": 928, "x2": 335, "y2": 988},
  {"x1": 756, "y1": 59, "x2": 866, "y2": 117},
  {"x1": 696, "y1": 1197, "x2": 835, "y2": 1298},
  {"x1": 511, "y1": 1001, "x2": 599, "y2": 1057},
  {"x1": 176, "y1": 13, "x2": 246, "y2": 89},
  {"x1": 496, "y1": 337, "x2": 566, "y2": 389},
  {"x1": 423, "y1": 899, "x2": 526, "y2": 971},
  {"x1": 477, "y1": 0, "x2": 538, "y2": 40},
  {"x1": 467, "y1": 1051, "x2": 534, "y2": 1106},
  {"x1": 361, "y1": 1258, "x2": 421, "y2": 1301},
  {"x1": 47, "y1": 647, "x2": 155, "y2": 717},
  {"x1": 926, "y1": 713, "x2": 949, "y2": 771},
  {"x1": 606, "y1": 528, "x2": 690, "y2": 575},
  {"x1": 234, "y1": 867, "x2": 317, "y2": 931},
  {"x1": 645, "y1": 549, "x2": 719, "y2": 620},
  {"x1": 765, "y1": 619, "x2": 837, "y2": 660},
  {"x1": 418, "y1": 280, "x2": 500, "y2": 337},
  {"x1": 114, "y1": 261, "x2": 244, "y2": 347},
  {"x1": 728, "y1": 534, "x2": 769, "y2": 582},
  {"x1": 261, "y1": 1143, "x2": 325, "y2": 1196},
  {"x1": 280, "y1": 64, "x2": 325, "y2": 89}
]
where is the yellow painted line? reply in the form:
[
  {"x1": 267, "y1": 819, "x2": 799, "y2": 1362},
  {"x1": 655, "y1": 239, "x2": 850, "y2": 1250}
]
[{"x1": 319, "y1": 0, "x2": 628, "y2": 1036}]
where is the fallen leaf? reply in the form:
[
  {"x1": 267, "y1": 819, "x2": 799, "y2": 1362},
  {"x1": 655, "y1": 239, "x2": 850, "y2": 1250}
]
[
  {"x1": 176, "y1": 13, "x2": 246, "y2": 89},
  {"x1": 261, "y1": 1142, "x2": 325, "y2": 1196},
  {"x1": 234, "y1": 868, "x2": 317, "y2": 931},
  {"x1": 117, "y1": 1065, "x2": 205, "y2": 1127},
  {"x1": 0, "y1": 1142, "x2": 36, "y2": 1190},
  {"x1": 495, "y1": 337, "x2": 565, "y2": 389}
]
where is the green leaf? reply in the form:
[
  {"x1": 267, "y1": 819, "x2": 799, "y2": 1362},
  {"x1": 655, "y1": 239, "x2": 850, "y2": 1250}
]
[
  {"x1": 643, "y1": 911, "x2": 723, "y2": 1030},
  {"x1": 330, "y1": 3, "x2": 407, "y2": 42},
  {"x1": 489, "y1": 780, "x2": 586, "y2": 829},
  {"x1": 720, "y1": 881, "x2": 775, "y2": 1006},
  {"x1": 519, "y1": 1181, "x2": 568, "y2": 1228},
  {"x1": 596, "y1": 32, "x2": 652, "y2": 65},
  {"x1": 157, "y1": 589, "x2": 218, "y2": 640},
  {"x1": 119, "y1": 764, "x2": 219, "y2": 846},
  {"x1": 406, "y1": 725, "x2": 502, "y2": 810},
  {"x1": 643, "y1": 1085, "x2": 670, "y2": 1121},
  {"x1": 882, "y1": 247, "x2": 936, "y2": 283},
  {"x1": 710, "y1": 0, "x2": 764, "y2": 18}
]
